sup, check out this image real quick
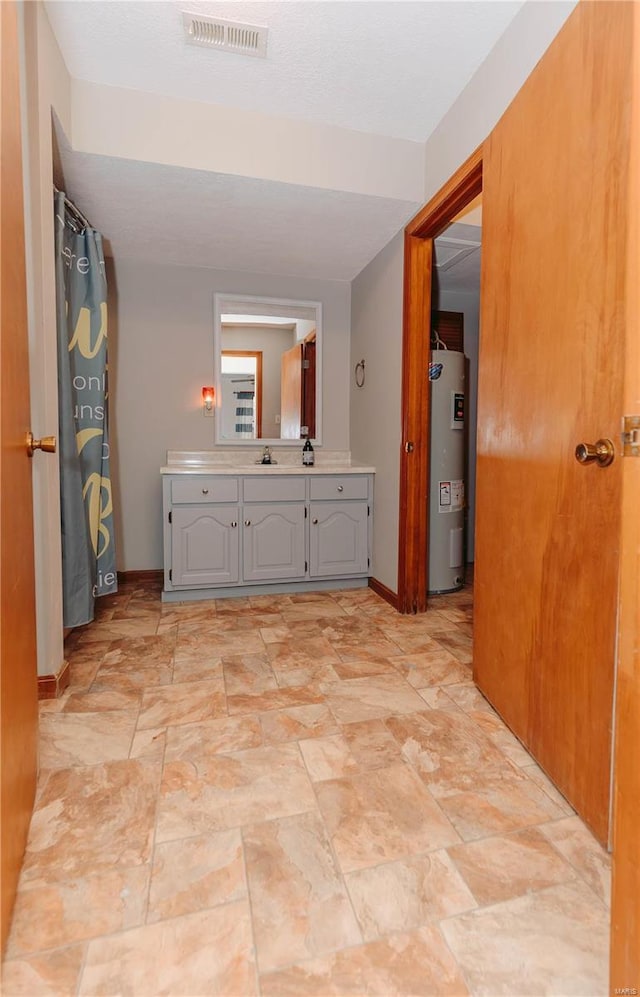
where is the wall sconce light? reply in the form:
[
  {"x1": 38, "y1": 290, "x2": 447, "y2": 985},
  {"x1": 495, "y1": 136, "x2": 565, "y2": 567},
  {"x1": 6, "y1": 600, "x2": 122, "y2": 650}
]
[{"x1": 202, "y1": 386, "x2": 215, "y2": 415}]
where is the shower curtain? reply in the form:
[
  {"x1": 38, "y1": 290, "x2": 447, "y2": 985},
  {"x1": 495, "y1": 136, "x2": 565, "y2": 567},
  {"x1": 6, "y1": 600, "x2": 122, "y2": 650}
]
[{"x1": 55, "y1": 190, "x2": 117, "y2": 627}]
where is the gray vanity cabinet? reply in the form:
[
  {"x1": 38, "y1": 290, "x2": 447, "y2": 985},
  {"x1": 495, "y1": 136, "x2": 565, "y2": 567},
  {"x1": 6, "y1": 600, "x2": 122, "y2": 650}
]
[
  {"x1": 171, "y1": 505, "x2": 240, "y2": 587},
  {"x1": 309, "y1": 476, "x2": 369, "y2": 577},
  {"x1": 242, "y1": 476, "x2": 306, "y2": 581},
  {"x1": 242, "y1": 504, "x2": 306, "y2": 580},
  {"x1": 162, "y1": 469, "x2": 373, "y2": 598},
  {"x1": 167, "y1": 476, "x2": 240, "y2": 587}
]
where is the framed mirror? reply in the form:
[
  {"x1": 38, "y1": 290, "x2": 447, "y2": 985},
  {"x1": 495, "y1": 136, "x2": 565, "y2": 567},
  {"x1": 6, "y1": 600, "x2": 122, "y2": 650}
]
[{"x1": 213, "y1": 294, "x2": 322, "y2": 446}]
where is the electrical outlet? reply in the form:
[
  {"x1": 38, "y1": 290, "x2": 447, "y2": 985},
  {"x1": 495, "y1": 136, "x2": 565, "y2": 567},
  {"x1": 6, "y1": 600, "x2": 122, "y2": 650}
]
[
  {"x1": 203, "y1": 406, "x2": 214, "y2": 418},
  {"x1": 275, "y1": 414, "x2": 281, "y2": 424}
]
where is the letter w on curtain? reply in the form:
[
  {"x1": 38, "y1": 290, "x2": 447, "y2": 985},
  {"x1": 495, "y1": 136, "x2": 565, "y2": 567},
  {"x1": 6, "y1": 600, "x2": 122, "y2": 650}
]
[{"x1": 55, "y1": 191, "x2": 117, "y2": 627}]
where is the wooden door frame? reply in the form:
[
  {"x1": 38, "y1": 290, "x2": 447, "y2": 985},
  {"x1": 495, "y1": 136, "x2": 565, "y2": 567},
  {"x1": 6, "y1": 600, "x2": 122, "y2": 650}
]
[{"x1": 397, "y1": 146, "x2": 482, "y2": 613}]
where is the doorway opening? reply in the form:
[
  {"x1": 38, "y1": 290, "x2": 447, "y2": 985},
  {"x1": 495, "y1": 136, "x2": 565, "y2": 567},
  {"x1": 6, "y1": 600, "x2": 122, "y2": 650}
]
[{"x1": 397, "y1": 147, "x2": 482, "y2": 614}]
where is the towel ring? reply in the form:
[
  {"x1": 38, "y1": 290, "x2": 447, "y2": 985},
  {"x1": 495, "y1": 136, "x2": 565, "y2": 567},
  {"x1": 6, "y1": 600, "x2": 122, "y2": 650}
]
[{"x1": 355, "y1": 359, "x2": 365, "y2": 388}]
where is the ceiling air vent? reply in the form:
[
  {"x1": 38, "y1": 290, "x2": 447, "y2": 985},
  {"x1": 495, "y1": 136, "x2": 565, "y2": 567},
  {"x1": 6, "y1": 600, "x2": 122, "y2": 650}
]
[{"x1": 182, "y1": 12, "x2": 268, "y2": 58}]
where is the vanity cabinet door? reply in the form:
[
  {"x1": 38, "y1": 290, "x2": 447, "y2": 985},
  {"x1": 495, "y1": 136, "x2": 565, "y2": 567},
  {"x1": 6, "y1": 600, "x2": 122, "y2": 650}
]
[
  {"x1": 171, "y1": 505, "x2": 239, "y2": 587},
  {"x1": 243, "y1": 503, "x2": 306, "y2": 581},
  {"x1": 309, "y1": 502, "x2": 369, "y2": 577}
]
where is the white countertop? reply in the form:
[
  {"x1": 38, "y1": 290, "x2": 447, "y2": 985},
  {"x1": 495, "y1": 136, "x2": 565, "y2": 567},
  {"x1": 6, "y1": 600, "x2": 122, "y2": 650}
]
[
  {"x1": 161, "y1": 449, "x2": 375, "y2": 475},
  {"x1": 161, "y1": 463, "x2": 376, "y2": 476}
]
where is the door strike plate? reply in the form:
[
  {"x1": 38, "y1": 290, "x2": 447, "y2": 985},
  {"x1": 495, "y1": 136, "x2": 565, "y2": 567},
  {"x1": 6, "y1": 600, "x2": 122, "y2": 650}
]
[{"x1": 622, "y1": 415, "x2": 640, "y2": 457}]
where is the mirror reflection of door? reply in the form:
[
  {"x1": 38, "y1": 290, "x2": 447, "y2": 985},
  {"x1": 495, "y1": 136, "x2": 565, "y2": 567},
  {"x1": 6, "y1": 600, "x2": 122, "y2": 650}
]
[
  {"x1": 280, "y1": 332, "x2": 316, "y2": 439},
  {"x1": 220, "y1": 351, "x2": 263, "y2": 439}
]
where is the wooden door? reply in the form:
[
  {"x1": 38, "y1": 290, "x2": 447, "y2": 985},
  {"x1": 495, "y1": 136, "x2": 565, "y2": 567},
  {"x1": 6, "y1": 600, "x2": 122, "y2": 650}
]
[
  {"x1": 302, "y1": 337, "x2": 316, "y2": 438},
  {"x1": 0, "y1": 0, "x2": 39, "y2": 952},
  {"x1": 280, "y1": 343, "x2": 302, "y2": 439},
  {"x1": 474, "y1": 1, "x2": 632, "y2": 845},
  {"x1": 610, "y1": 2, "x2": 640, "y2": 982}
]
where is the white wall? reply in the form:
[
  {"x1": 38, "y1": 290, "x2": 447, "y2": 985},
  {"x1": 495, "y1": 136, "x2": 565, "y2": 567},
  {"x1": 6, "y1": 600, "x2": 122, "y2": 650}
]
[
  {"x1": 71, "y1": 81, "x2": 425, "y2": 204},
  {"x1": 20, "y1": 3, "x2": 70, "y2": 675},
  {"x1": 350, "y1": 0, "x2": 576, "y2": 598},
  {"x1": 109, "y1": 260, "x2": 351, "y2": 570},
  {"x1": 350, "y1": 232, "x2": 404, "y2": 592},
  {"x1": 440, "y1": 291, "x2": 480, "y2": 562}
]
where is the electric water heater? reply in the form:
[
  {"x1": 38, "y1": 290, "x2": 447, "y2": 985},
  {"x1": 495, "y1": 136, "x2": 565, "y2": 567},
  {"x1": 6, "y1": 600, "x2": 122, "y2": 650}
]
[{"x1": 428, "y1": 350, "x2": 466, "y2": 593}]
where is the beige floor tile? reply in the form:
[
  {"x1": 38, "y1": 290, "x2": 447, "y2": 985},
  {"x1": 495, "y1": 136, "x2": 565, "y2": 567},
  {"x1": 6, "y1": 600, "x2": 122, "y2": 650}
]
[
  {"x1": 137, "y1": 677, "x2": 226, "y2": 729},
  {"x1": 260, "y1": 703, "x2": 339, "y2": 744},
  {"x1": 468, "y1": 709, "x2": 534, "y2": 767},
  {"x1": 222, "y1": 651, "x2": 278, "y2": 695},
  {"x1": 129, "y1": 726, "x2": 167, "y2": 760},
  {"x1": 165, "y1": 714, "x2": 263, "y2": 760},
  {"x1": 77, "y1": 619, "x2": 161, "y2": 641},
  {"x1": 320, "y1": 674, "x2": 427, "y2": 723},
  {"x1": 329, "y1": 656, "x2": 398, "y2": 679},
  {"x1": 441, "y1": 880, "x2": 609, "y2": 996},
  {"x1": 147, "y1": 829, "x2": 246, "y2": 923},
  {"x1": 345, "y1": 850, "x2": 476, "y2": 940},
  {"x1": 90, "y1": 664, "x2": 174, "y2": 695},
  {"x1": 315, "y1": 763, "x2": 459, "y2": 873},
  {"x1": 20, "y1": 759, "x2": 161, "y2": 886},
  {"x1": 435, "y1": 681, "x2": 493, "y2": 713},
  {"x1": 179, "y1": 627, "x2": 265, "y2": 656},
  {"x1": 393, "y1": 650, "x2": 470, "y2": 688},
  {"x1": 521, "y1": 763, "x2": 575, "y2": 816},
  {"x1": 259, "y1": 623, "x2": 292, "y2": 644},
  {"x1": 267, "y1": 637, "x2": 339, "y2": 673},
  {"x1": 79, "y1": 903, "x2": 257, "y2": 996},
  {"x1": 158, "y1": 603, "x2": 218, "y2": 626},
  {"x1": 6, "y1": 866, "x2": 149, "y2": 956},
  {"x1": 62, "y1": 688, "x2": 141, "y2": 712},
  {"x1": 540, "y1": 815, "x2": 612, "y2": 906},
  {"x1": 438, "y1": 781, "x2": 565, "y2": 842},
  {"x1": 1, "y1": 944, "x2": 86, "y2": 997},
  {"x1": 299, "y1": 735, "x2": 359, "y2": 781},
  {"x1": 172, "y1": 653, "x2": 224, "y2": 685},
  {"x1": 448, "y1": 826, "x2": 576, "y2": 905},
  {"x1": 417, "y1": 687, "x2": 462, "y2": 711},
  {"x1": 227, "y1": 683, "x2": 324, "y2": 716},
  {"x1": 38, "y1": 710, "x2": 137, "y2": 768},
  {"x1": 386, "y1": 708, "x2": 510, "y2": 797},
  {"x1": 260, "y1": 924, "x2": 469, "y2": 996},
  {"x1": 340, "y1": 719, "x2": 403, "y2": 770},
  {"x1": 244, "y1": 811, "x2": 362, "y2": 972},
  {"x1": 329, "y1": 634, "x2": 404, "y2": 662},
  {"x1": 157, "y1": 742, "x2": 317, "y2": 841}
]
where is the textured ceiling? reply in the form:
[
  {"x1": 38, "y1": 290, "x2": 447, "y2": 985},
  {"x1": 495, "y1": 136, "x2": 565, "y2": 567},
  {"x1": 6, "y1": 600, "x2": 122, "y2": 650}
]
[
  {"x1": 434, "y1": 222, "x2": 481, "y2": 294},
  {"x1": 45, "y1": 0, "x2": 523, "y2": 142},
  {"x1": 57, "y1": 140, "x2": 421, "y2": 280}
]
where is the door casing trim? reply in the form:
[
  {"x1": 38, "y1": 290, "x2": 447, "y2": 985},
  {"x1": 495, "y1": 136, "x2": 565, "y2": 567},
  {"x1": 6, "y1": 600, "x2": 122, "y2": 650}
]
[{"x1": 397, "y1": 147, "x2": 482, "y2": 613}]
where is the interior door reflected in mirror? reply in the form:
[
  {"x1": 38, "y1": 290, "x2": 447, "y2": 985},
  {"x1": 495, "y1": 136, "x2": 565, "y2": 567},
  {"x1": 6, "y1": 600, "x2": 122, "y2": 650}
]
[{"x1": 214, "y1": 294, "x2": 322, "y2": 445}]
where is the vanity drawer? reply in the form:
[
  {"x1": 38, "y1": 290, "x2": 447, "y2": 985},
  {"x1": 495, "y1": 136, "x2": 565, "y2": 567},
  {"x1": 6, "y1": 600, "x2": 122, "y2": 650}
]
[
  {"x1": 171, "y1": 477, "x2": 238, "y2": 504},
  {"x1": 243, "y1": 476, "x2": 306, "y2": 503},
  {"x1": 309, "y1": 476, "x2": 369, "y2": 501}
]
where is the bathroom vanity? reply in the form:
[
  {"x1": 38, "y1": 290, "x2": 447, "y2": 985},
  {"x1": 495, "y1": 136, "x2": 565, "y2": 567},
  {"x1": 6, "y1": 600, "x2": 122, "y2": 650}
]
[{"x1": 161, "y1": 452, "x2": 375, "y2": 600}]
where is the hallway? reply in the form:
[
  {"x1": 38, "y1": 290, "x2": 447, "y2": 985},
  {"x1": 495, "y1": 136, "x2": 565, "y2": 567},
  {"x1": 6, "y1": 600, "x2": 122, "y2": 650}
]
[{"x1": 2, "y1": 581, "x2": 610, "y2": 995}]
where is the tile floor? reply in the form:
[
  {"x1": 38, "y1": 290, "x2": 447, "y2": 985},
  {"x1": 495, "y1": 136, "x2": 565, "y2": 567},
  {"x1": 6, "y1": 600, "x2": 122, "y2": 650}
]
[{"x1": 2, "y1": 580, "x2": 612, "y2": 996}]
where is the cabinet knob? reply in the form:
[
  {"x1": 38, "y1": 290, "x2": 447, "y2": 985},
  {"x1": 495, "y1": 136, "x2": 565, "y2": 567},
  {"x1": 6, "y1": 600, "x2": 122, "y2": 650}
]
[
  {"x1": 202, "y1": 488, "x2": 209, "y2": 495},
  {"x1": 244, "y1": 519, "x2": 251, "y2": 527},
  {"x1": 312, "y1": 518, "x2": 318, "y2": 524},
  {"x1": 337, "y1": 485, "x2": 344, "y2": 492},
  {"x1": 231, "y1": 521, "x2": 237, "y2": 528}
]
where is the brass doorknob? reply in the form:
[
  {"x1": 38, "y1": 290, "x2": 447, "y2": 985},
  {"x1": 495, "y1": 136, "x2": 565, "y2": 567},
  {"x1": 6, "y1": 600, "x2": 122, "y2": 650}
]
[
  {"x1": 26, "y1": 432, "x2": 56, "y2": 457},
  {"x1": 574, "y1": 438, "x2": 615, "y2": 467}
]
